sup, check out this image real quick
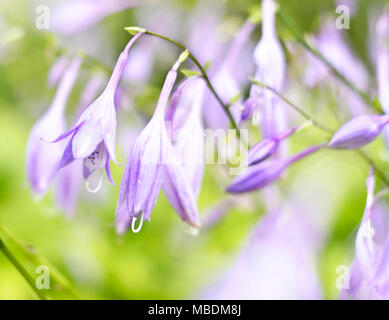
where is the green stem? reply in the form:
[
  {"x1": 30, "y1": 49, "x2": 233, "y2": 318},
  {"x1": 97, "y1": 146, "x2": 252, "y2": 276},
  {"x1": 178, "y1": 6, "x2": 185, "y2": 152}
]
[
  {"x1": 249, "y1": 78, "x2": 333, "y2": 134},
  {"x1": 249, "y1": 78, "x2": 389, "y2": 186},
  {"x1": 0, "y1": 224, "x2": 79, "y2": 299},
  {"x1": 125, "y1": 27, "x2": 242, "y2": 140},
  {"x1": 277, "y1": 10, "x2": 381, "y2": 113},
  {"x1": 0, "y1": 237, "x2": 49, "y2": 300}
]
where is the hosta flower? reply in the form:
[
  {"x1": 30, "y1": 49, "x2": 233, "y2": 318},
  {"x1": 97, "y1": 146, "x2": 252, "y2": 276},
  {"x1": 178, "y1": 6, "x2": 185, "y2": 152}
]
[
  {"x1": 249, "y1": 0, "x2": 286, "y2": 138},
  {"x1": 205, "y1": 208, "x2": 322, "y2": 299},
  {"x1": 53, "y1": 32, "x2": 144, "y2": 187},
  {"x1": 162, "y1": 78, "x2": 206, "y2": 228},
  {"x1": 329, "y1": 114, "x2": 389, "y2": 149},
  {"x1": 227, "y1": 145, "x2": 322, "y2": 193},
  {"x1": 115, "y1": 52, "x2": 188, "y2": 224},
  {"x1": 341, "y1": 168, "x2": 389, "y2": 299},
  {"x1": 26, "y1": 57, "x2": 82, "y2": 195}
]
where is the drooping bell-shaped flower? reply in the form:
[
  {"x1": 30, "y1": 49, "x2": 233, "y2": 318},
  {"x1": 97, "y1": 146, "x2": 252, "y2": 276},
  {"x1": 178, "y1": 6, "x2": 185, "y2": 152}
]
[
  {"x1": 329, "y1": 114, "x2": 389, "y2": 149},
  {"x1": 341, "y1": 168, "x2": 389, "y2": 299},
  {"x1": 162, "y1": 78, "x2": 206, "y2": 228},
  {"x1": 26, "y1": 57, "x2": 82, "y2": 195},
  {"x1": 53, "y1": 32, "x2": 144, "y2": 187},
  {"x1": 51, "y1": 0, "x2": 137, "y2": 36},
  {"x1": 204, "y1": 208, "x2": 322, "y2": 299},
  {"x1": 227, "y1": 144, "x2": 322, "y2": 193},
  {"x1": 115, "y1": 51, "x2": 188, "y2": 224},
  {"x1": 248, "y1": 0, "x2": 286, "y2": 138}
]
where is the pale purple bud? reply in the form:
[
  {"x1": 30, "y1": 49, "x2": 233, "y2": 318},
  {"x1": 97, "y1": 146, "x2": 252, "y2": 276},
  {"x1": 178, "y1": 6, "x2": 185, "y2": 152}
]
[
  {"x1": 26, "y1": 57, "x2": 82, "y2": 195},
  {"x1": 247, "y1": 126, "x2": 298, "y2": 166},
  {"x1": 227, "y1": 145, "x2": 322, "y2": 193},
  {"x1": 116, "y1": 56, "x2": 183, "y2": 222},
  {"x1": 54, "y1": 32, "x2": 144, "y2": 185},
  {"x1": 47, "y1": 55, "x2": 70, "y2": 88},
  {"x1": 241, "y1": 97, "x2": 259, "y2": 122},
  {"x1": 329, "y1": 114, "x2": 389, "y2": 149}
]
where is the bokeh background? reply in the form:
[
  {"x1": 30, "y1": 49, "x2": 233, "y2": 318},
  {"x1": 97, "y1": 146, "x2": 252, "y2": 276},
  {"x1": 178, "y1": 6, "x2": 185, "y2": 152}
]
[{"x1": 0, "y1": 0, "x2": 388, "y2": 299}]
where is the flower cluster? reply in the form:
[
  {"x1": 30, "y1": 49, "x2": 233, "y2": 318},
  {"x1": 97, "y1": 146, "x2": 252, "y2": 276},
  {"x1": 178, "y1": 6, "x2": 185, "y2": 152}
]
[{"x1": 24, "y1": 0, "x2": 389, "y2": 300}]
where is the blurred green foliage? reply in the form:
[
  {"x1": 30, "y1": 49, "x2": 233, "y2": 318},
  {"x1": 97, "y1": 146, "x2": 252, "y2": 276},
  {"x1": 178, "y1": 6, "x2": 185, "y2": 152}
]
[{"x1": 0, "y1": 0, "x2": 388, "y2": 300}]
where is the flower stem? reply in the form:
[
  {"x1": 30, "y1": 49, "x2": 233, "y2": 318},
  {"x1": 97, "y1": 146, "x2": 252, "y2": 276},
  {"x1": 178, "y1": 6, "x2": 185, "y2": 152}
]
[
  {"x1": 249, "y1": 78, "x2": 389, "y2": 186},
  {"x1": 0, "y1": 237, "x2": 49, "y2": 300},
  {"x1": 124, "y1": 27, "x2": 242, "y2": 140},
  {"x1": 0, "y1": 224, "x2": 79, "y2": 299},
  {"x1": 249, "y1": 78, "x2": 333, "y2": 134},
  {"x1": 277, "y1": 10, "x2": 381, "y2": 114}
]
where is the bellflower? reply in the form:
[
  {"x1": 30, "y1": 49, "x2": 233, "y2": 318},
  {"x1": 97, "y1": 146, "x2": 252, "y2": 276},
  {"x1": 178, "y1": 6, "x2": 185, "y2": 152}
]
[
  {"x1": 26, "y1": 57, "x2": 82, "y2": 195},
  {"x1": 329, "y1": 114, "x2": 389, "y2": 149},
  {"x1": 53, "y1": 32, "x2": 144, "y2": 187},
  {"x1": 227, "y1": 145, "x2": 322, "y2": 193},
  {"x1": 341, "y1": 168, "x2": 389, "y2": 299},
  {"x1": 205, "y1": 209, "x2": 322, "y2": 299},
  {"x1": 249, "y1": 0, "x2": 286, "y2": 138},
  {"x1": 162, "y1": 78, "x2": 206, "y2": 228},
  {"x1": 115, "y1": 52, "x2": 187, "y2": 223},
  {"x1": 376, "y1": 11, "x2": 389, "y2": 113}
]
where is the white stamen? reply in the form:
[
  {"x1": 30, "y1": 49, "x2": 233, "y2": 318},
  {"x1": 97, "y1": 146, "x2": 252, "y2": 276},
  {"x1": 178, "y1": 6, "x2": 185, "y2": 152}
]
[
  {"x1": 85, "y1": 173, "x2": 103, "y2": 193},
  {"x1": 131, "y1": 212, "x2": 144, "y2": 233}
]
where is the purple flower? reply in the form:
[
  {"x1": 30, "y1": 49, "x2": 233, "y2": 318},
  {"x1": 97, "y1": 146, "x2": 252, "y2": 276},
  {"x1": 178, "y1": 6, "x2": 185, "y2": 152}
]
[
  {"x1": 341, "y1": 168, "x2": 389, "y2": 299},
  {"x1": 53, "y1": 32, "x2": 144, "y2": 187},
  {"x1": 247, "y1": 125, "x2": 303, "y2": 166},
  {"x1": 249, "y1": 0, "x2": 286, "y2": 138},
  {"x1": 227, "y1": 145, "x2": 322, "y2": 193},
  {"x1": 204, "y1": 209, "x2": 322, "y2": 299},
  {"x1": 115, "y1": 52, "x2": 187, "y2": 223},
  {"x1": 329, "y1": 114, "x2": 389, "y2": 149},
  {"x1": 26, "y1": 57, "x2": 82, "y2": 195},
  {"x1": 51, "y1": 0, "x2": 137, "y2": 36},
  {"x1": 162, "y1": 78, "x2": 206, "y2": 228}
]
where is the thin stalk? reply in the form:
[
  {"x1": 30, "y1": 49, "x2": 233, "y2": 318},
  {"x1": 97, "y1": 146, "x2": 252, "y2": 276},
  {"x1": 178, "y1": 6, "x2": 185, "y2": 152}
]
[
  {"x1": 249, "y1": 78, "x2": 333, "y2": 134},
  {"x1": 0, "y1": 237, "x2": 49, "y2": 300},
  {"x1": 0, "y1": 224, "x2": 79, "y2": 299},
  {"x1": 277, "y1": 10, "x2": 381, "y2": 113},
  {"x1": 250, "y1": 78, "x2": 389, "y2": 186},
  {"x1": 124, "y1": 27, "x2": 242, "y2": 140}
]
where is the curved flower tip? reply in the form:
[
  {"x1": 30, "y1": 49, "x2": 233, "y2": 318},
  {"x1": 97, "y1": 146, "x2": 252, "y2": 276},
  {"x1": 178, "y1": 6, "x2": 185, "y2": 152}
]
[
  {"x1": 162, "y1": 152, "x2": 201, "y2": 228},
  {"x1": 247, "y1": 138, "x2": 279, "y2": 166},
  {"x1": 227, "y1": 145, "x2": 322, "y2": 193},
  {"x1": 329, "y1": 114, "x2": 389, "y2": 149}
]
